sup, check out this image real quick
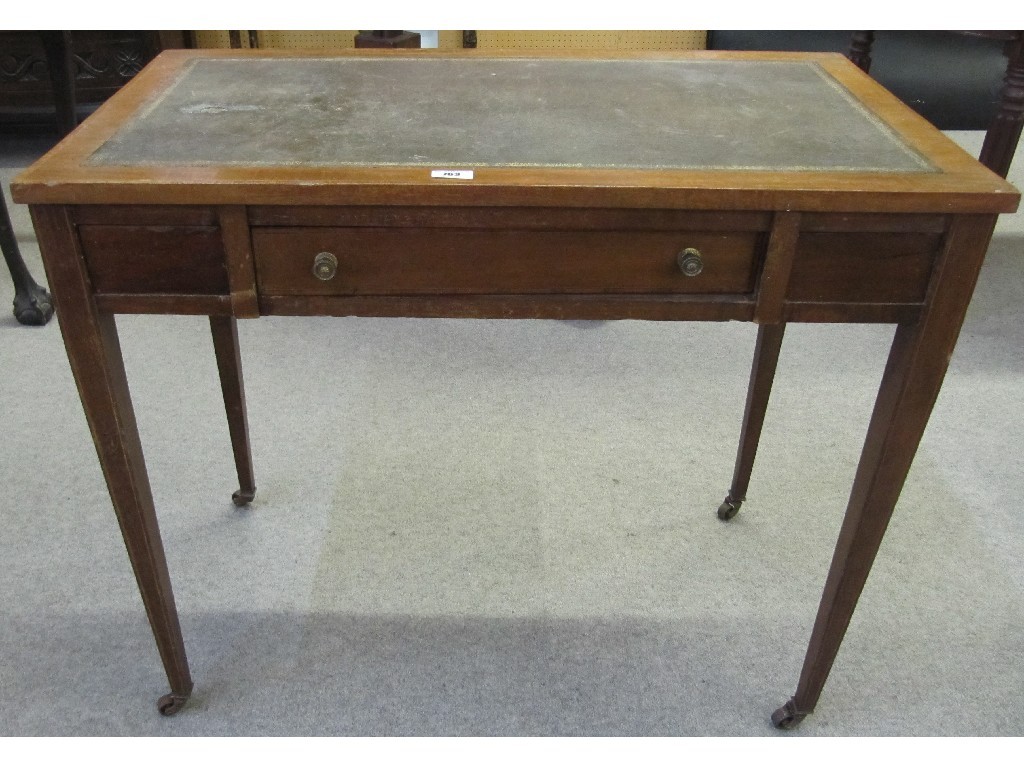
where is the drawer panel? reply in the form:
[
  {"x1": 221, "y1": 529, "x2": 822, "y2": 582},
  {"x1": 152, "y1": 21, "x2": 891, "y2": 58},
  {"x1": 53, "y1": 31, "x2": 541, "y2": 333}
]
[
  {"x1": 788, "y1": 231, "x2": 943, "y2": 304},
  {"x1": 252, "y1": 228, "x2": 762, "y2": 295},
  {"x1": 78, "y1": 225, "x2": 229, "y2": 295}
]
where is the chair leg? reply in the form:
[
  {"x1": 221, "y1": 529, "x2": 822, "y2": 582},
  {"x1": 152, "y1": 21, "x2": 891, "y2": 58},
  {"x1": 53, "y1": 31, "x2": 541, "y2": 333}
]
[
  {"x1": 210, "y1": 316, "x2": 256, "y2": 506},
  {"x1": 847, "y1": 31, "x2": 875, "y2": 72},
  {"x1": 39, "y1": 31, "x2": 77, "y2": 138},
  {"x1": 979, "y1": 34, "x2": 1024, "y2": 178},
  {"x1": 1, "y1": 193, "x2": 53, "y2": 325},
  {"x1": 717, "y1": 323, "x2": 786, "y2": 521}
]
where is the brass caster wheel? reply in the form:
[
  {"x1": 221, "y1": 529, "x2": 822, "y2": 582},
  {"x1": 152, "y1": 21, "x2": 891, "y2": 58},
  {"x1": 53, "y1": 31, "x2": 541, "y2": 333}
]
[
  {"x1": 232, "y1": 488, "x2": 256, "y2": 506},
  {"x1": 157, "y1": 692, "x2": 189, "y2": 716},
  {"x1": 717, "y1": 496, "x2": 742, "y2": 521},
  {"x1": 771, "y1": 699, "x2": 808, "y2": 730}
]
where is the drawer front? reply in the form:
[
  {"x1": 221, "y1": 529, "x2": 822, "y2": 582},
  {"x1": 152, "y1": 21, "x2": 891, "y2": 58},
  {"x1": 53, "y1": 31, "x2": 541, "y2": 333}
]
[
  {"x1": 788, "y1": 231, "x2": 944, "y2": 304},
  {"x1": 252, "y1": 228, "x2": 762, "y2": 296},
  {"x1": 78, "y1": 225, "x2": 229, "y2": 295}
]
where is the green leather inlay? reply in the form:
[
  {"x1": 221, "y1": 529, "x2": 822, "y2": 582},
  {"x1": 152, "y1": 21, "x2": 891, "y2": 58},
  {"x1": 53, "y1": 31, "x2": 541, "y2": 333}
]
[{"x1": 89, "y1": 58, "x2": 935, "y2": 173}]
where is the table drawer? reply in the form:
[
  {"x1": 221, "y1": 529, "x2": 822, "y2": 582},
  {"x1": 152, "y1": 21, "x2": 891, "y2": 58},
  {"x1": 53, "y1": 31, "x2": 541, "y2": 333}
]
[
  {"x1": 78, "y1": 225, "x2": 229, "y2": 295},
  {"x1": 788, "y1": 231, "x2": 944, "y2": 304},
  {"x1": 252, "y1": 228, "x2": 762, "y2": 296}
]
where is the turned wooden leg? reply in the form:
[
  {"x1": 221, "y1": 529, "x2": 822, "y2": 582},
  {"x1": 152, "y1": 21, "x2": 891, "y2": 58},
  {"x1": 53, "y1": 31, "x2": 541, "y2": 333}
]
[
  {"x1": 772, "y1": 214, "x2": 998, "y2": 729},
  {"x1": 979, "y1": 34, "x2": 1024, "y2": 178},
  {"x1": 847, "y1": 31, "x2": 875, "y2": 72},
  {"x1": 1, "y1": 193, "x2": 53, "y2": 325},
  {"x1": 717, "y1": 323, "x2": 786, "y2": 521},
  {"x1": 209, "y1": 315, "x2": 256, "y2": 506},
  {"x1": 32, "y1": 205, "x2": 193, "y2": 714},
  {"x1": 39, "y1": 31, "x2": 77, "y2": 138}
]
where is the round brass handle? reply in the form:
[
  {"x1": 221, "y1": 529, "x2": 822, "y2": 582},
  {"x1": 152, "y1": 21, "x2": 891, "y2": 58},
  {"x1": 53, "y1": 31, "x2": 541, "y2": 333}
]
[
  {"x1": 312, "y1": 251, "x2": 338, "y2": 281},
  {"x1": 676, "y1": 248, "x2": 704, "y2": 277}
]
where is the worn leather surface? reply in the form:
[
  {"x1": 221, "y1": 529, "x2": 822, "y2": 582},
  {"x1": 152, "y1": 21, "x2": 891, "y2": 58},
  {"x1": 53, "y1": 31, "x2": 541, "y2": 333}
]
[{"x1": 89, "y1": 57, "x2": 933, "y2": 172}]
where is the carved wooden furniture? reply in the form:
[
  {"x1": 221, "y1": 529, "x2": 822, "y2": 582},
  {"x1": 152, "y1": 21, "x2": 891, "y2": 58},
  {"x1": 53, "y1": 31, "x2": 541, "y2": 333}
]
[
  {"x1": 0, "y1": 31, "x2": 74, "y2": 325},
  {"x1": 0, "y1": 31, "x2": 164, "y2": 129},
  {"x1": 1, "y1": 30, "x2": 168, "y2": 324},
  {"x1": 12, "y1": 49, "x2": 1018, "y2": 729},
  {"x1": 849, "y1": 31, "x2": 1024, "y2": 179}
]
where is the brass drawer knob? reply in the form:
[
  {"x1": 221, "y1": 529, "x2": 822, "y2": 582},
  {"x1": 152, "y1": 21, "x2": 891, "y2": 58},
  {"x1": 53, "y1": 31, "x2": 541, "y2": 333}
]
[
  {"x1": 676, "y1": 248, "x2": 704, "y2": 277},
  {"x1": 312, "y1": 251, "x2": 338, "y2": 281}
]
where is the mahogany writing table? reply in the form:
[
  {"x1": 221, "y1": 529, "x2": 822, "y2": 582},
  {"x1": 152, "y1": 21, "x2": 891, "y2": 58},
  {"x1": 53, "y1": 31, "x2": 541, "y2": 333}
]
[{"x1": 12, "y1": 49, "x2": 1020, "y2": 728}]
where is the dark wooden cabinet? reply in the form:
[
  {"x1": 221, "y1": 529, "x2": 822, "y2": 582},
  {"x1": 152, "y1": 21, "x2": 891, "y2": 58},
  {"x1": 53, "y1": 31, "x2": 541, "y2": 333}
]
[{"x1": 0, "y1": 31, "x2": 182, "y2": 130}]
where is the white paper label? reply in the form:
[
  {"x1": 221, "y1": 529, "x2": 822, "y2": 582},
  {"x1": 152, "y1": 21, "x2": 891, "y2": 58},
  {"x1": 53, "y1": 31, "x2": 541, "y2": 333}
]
[{"x1": 431, "y1": 169, "x2": 475, "y2": 180}]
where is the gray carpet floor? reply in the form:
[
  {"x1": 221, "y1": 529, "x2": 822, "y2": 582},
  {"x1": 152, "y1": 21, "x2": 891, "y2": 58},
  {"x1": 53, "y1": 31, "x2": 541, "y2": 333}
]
[{"x1": 1, "y1": 130, "x2": 1022, "y2": 736}]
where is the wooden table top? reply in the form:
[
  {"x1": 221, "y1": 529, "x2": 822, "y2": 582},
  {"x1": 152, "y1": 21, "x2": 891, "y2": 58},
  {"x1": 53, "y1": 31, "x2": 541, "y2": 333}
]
[{"x1": 12, "y1": 49, "x2": 1020, "y2": 213}]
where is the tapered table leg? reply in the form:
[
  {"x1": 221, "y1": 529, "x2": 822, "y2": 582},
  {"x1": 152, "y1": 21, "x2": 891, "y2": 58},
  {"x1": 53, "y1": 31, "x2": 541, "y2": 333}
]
[
  {"x1": 32, "y1": 205, "x2": 192, "y2": 714},
  {"x1": 209, "y1": 316, "x2": 256, "y2": 506},
  {"x1": 718, "y1": 323, "x2": 785, "y2": 521},
  {"x1": 1, "y1": 193, "x2": 53, "y2": 325},
  {"x1": 772, "y1": 214, "x2": 998, "y2": 729}
]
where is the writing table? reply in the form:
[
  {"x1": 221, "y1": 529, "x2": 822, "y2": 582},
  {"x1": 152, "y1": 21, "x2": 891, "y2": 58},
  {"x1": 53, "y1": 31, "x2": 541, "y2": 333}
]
[{"x1": 12, "y1": 49, "x2": 1020, "y2": 729}]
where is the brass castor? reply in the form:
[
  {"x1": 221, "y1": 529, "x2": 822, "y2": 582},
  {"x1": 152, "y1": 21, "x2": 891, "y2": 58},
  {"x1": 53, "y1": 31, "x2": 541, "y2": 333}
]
[
  {"x1": 717, "y1": 496, "x2": 742, "y2": 521},
  {"x1": 232, "y1": 488, "x2": 256, "y2": 506},
  {"x1": 157, "y1": 692, "x2": 189, "y2": 716},
  {"x1": 770, "y1": 698, "x2": 808, "y2": 730}
]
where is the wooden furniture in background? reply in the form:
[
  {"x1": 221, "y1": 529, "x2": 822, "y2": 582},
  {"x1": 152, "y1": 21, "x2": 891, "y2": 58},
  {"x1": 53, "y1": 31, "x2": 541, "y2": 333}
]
[
  {"x1": 354, "y1": 31, "x2": 421, "y2": 49},
  {"x1": 709, "y1": 31, "x2": 1010, "y2": 133},
  {"x1": 1, "y1": 189, "x2": 52, "y2": 324},
  {"x1": 459, "y1": 30, "x2": 706, "y2": 50},
  {"x1": 1, "y1": 31, "x2": 179, "y2": 324},
  {"x1": 191, "y1": 30, "x2": 706, "y2": 51},
  {"x1": 226, "y1": 31, "x2": 260, "y2": 49},
  {"x1": 12, "y1": 49, "x2": 1018, "y2": 729},
  {"x1": 0, "y1": 31, "x2": 73, "y2": 324},
  {"x1": 848, "y1": 31, "x2": 1024, "y2": 178},
  {"x1": 0, "y1": 31, "x2": 171, "y2": 127}
]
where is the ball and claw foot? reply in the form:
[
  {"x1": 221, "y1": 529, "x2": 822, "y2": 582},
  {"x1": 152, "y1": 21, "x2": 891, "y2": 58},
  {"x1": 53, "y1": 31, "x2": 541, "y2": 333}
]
[
  {"x1": 13, "y1": 284, "x2": 54, "y2": 326},
  {"x1": 231, "y1": 487, "x2": 256, "y2": 506},
  {"x1": 717, "y1": 495, "x2": 742, "y2": 521},
  {"x1": 771, "y1": 698, "x2": 809, "y2": 730},
  {"x1": 157, "y1": 692, "x2": 189, "y2": 716}
]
